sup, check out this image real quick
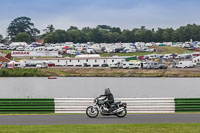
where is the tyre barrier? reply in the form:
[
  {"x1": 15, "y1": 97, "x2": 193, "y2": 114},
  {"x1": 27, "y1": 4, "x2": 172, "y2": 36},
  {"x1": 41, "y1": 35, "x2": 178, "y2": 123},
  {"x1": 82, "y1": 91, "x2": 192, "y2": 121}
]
[
  {"x1": 54, "y1": 98, "x2": 175, "y2": 113},
  {"x1": 0, "y1": 98, "x2": 199, "y2": 113},
  {"x1": 0, "y1": 98, "x2": 54, "y2": 113},
  {"x1": 175, "y1": 98, "x2": 200, "y2": 112}
]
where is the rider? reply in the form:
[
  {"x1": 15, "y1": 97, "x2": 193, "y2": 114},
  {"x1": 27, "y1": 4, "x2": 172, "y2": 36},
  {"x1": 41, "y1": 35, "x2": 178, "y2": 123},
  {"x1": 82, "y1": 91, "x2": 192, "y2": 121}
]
[{"x1": 99, "y1": 88, "x2": 114, "y2": 112}]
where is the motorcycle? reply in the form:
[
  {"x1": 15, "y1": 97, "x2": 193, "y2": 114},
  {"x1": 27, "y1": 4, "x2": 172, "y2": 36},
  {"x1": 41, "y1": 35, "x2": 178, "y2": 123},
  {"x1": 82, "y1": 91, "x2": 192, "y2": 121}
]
[{"x1": 86, "y1": 97, "x2": 127, "y2": 118}]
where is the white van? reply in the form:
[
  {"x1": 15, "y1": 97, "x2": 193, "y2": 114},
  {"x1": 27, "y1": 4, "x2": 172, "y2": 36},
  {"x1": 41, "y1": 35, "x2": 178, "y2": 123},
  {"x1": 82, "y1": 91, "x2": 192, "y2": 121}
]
[
  {"x1": 134, "y1": 62, "x2": 141, "y2": 69},
  {"x1": 176, "y1": 61, "x2": 196, "y2": 68},
  {"x1": 123, "y1": 62, "x2": 140, "y2": 69}
]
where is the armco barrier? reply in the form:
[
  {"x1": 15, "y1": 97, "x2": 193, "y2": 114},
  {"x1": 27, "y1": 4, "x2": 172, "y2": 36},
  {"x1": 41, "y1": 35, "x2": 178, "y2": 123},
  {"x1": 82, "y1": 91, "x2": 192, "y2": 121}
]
[
  {"x1": 175, "y1": 98, "x2": 200, "y2": 112},
  {"x1": 54, "y1": 98, "x2": 175, "y2": 113},
  {"x1": 0, "y1": 98, "x2": 54, "y2": 113}
]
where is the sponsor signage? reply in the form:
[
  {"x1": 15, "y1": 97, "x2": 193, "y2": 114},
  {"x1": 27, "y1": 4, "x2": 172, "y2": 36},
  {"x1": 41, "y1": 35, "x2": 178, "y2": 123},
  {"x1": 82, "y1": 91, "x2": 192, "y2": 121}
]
[{"x1": 11, "y1": 51, "x2": 59, "y2": 57}]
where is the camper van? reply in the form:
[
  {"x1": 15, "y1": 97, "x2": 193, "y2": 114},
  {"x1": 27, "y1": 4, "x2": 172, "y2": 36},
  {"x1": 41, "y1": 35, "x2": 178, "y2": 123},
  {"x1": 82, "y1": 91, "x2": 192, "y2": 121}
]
[
  {"x1": 34, "y1": 46, "x2": 46, "y2": 51},
  {"x1": 163, "y1": 54, "x2": 173, "y2": 59},
  {"x1": 123, "y1": 62, "x2": 133, "y2": 69},
  {"x1": 122, "y1": 62, "x2": 141, "y2": 69},
  {"x1": 143, "y1": 61, "x2": 162, "y2": 69},
  {"x1": 143, "y1": 61, "x2": 167, "y2": 69},
  {"x1": 176, "y1": 61, "x2": 196, "y2": 68}
]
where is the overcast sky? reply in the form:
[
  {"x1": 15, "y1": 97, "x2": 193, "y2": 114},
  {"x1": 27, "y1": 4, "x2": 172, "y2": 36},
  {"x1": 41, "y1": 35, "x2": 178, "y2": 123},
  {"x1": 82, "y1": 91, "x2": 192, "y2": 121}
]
[{"x1": 0, "y1": 0, "x2": 200, "y2": 36}]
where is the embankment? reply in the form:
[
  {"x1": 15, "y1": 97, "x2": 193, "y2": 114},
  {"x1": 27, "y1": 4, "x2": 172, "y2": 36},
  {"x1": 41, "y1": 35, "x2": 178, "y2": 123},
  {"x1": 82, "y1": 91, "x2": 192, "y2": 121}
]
[{"x1": 1, "y1": 68, "x2": 200, "y2": 77}]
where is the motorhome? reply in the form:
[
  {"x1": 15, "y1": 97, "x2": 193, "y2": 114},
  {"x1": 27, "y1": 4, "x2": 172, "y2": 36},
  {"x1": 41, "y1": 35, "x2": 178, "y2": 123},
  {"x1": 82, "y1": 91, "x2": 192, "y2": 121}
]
[
  {"x1": 123, "y1": 62, "x2": 132, "y2": 69},
  {"x1": 122, "y1": 62, "x2": 141, "y2": 69},
  {"x1": 145, "y1": 61, "x2": 159, "y2": 69},
  {"x1": 45, "y1": 47, "x2": 58, "y2": 51},
  {"x1": 175, "y1": 54, "x2": 192, "y2": 59},
  {"x1": 34, "y1": 46, "x2": 46, "y2": 51},
  {"x1": 10, "y1": 42, "x2": 27, "y2": 47},
  {"x1": 147, "y1": 54, "x2": 159, "y2": 59},
  {"x1": 24, "y1": 46, "x2": 34, "y2": 51},
  {"x1": 176, "y1": 61, "x2": 196, "y2": 68}
]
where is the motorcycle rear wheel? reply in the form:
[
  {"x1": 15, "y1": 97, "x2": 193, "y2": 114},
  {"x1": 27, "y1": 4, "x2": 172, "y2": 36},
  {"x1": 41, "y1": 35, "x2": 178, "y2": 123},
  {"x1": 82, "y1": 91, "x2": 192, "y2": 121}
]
[
  {"x1": 116, "y1": 108, "x2": 127, "y2": 118},
  {"x1": 86, "y1": 106, "x2": 99, "y2": 118}
]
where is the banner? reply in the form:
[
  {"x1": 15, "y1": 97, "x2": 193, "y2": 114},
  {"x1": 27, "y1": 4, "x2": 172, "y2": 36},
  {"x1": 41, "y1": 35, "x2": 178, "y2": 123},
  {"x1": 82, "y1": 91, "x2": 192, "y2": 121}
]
[{"x1": 11, "y1": 51, "x2": 59, "y2": 57}]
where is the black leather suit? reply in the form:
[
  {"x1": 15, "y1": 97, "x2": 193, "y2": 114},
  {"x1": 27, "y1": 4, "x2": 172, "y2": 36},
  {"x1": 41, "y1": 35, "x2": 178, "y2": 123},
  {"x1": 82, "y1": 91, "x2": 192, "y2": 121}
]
[{"x1": 100, "y1": 93, "x2": 114, "y2": 110}]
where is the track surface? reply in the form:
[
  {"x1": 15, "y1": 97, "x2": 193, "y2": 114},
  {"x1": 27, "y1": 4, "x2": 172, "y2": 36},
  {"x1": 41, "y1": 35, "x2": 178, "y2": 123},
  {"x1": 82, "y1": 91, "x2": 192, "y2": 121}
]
[{"x1": 0, "y1": 114, "x2": 200, "y2": 125}]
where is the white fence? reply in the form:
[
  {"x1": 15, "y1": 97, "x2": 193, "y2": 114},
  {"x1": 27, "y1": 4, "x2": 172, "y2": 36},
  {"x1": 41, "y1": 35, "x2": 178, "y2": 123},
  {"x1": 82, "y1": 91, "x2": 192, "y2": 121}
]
[{"x1": 54, "y1": 98, "x2": 175, "y2": 113}]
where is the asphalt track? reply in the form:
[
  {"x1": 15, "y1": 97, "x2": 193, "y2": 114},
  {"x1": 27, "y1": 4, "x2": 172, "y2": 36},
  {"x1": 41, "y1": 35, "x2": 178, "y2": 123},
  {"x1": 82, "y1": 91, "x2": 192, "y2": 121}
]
[{"x1": 0, "y1": 114, "x2": 200, "y2": 125}]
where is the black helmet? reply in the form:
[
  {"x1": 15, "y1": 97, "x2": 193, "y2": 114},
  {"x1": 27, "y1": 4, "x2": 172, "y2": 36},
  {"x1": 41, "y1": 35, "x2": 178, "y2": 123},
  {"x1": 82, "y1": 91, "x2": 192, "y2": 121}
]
[{"x1": 105, "y1": 88, "x2": 110, "y2": 95}]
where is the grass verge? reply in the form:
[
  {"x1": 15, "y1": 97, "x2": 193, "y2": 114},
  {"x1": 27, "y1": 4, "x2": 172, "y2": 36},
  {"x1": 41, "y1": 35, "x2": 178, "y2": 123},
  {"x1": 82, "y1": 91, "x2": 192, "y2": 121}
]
[
  {"x1": 100, "y1": 46, "x2": 192, "y2": 57},
  {"x1": 1, "y1": 68, "x2": 200, "y2": 77},
  {"x1": 0, "y1": 123, "x2": 200, "y2": 133},
  {"x1": 0, "y1": 68, "x2": 45, "y2": 77},
  {"x1": 0, "y1": 50, "x2": 11, "y2": 55}
]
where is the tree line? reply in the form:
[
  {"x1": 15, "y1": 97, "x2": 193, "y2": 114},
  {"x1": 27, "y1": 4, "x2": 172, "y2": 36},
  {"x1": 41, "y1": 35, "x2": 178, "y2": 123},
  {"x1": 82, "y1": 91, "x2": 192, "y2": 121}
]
[{"x1": 1, "y1": 16, "x2": 200, "y2": 43}]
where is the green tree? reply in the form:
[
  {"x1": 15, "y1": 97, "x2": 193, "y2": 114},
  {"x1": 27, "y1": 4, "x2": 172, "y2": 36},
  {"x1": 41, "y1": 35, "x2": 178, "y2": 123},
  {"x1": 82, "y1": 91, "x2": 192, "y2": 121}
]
[
  {"x1": 97, "y1": 25, "x2": 111, "y2": 30},
  {"x1": 41, "y1": 23, "x2": 200, "y2": 43},
  {"x1": 43, "y1": 25, "x2": 55, "y2": 33},
  {"x1": 162, "y1": 28, "x2": 174, "y2": 42},
  {"x1": 44, "y1": 30, "x2": 67, "y2": 43},
  {"x1": 0, "y1": 34, "x2": 3, "y2": 43},
  {"x1": 7, "y1": 16, "x2": 40, "y2": 41},
  {"x1": 67, "y1": 30, "x2": 82, "y2": 43},
  {"x1": 13, "y1": 32, "x2": 31, "y2": 43},
  {"x1": 154, "y1": 28, "x2": 164, "y2": 42},
  {"x1": 122, "y1": 29, "x2": 134, "y2": 42},
  {"x1": 67, "y1": 26, "x2": 78, "y2": 31},
  {"x1": 110, "y1": 27, "x2": 121, "y2": 34}
]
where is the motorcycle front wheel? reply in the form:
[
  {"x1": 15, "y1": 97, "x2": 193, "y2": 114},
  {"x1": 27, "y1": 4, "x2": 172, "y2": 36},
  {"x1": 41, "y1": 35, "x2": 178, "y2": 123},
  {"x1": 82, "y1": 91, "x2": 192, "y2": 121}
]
[
  {"x1": 116, "y1": 108, "x2": 127, "y2": 118},
  {"x1": 86, "y1": 106, "x2": 99, "y2": 118}
]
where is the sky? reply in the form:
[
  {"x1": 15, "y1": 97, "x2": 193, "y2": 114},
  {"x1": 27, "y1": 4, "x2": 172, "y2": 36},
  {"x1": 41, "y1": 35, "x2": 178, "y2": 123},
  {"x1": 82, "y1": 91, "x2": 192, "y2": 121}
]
[{"x1": 0, "y1": 0, "x2": 200, "y2": 36}]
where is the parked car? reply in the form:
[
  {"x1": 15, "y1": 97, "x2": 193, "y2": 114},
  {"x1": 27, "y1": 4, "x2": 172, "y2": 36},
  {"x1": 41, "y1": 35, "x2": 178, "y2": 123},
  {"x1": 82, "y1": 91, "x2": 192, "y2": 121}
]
[
  {"x1": 158, "y1": 64, "x2": 168, "y2": 69},
  {"x1": 0, "y1": 62, "x2": 7, "y2": 69},
  {"x1": 101, "y1": 64, "x2": 109, "y2": 67},
  {"x1": 0, "y1": 45, "x2": 9, "y2": 50},
  {"x1": 16, "y1": 47, "x2": 24, "y2": 51},
  {"x1": 36, "y1": 63, "x2": 48, "y2": 68},
  {"x1": 83, "y1": 63, "x2": 91, "y2": 67},
  {"x1": 110, "y1": 63, "x2": 119, "y2": 68},
  {"x1": 9, "y1": 46, "x2": 17, "y2": 50}
]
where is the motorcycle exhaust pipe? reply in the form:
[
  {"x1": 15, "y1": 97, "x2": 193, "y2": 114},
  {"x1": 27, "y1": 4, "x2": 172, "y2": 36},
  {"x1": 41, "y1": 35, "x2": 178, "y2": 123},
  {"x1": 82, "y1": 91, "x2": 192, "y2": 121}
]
[{"x1": 114, "y1": 107, "x2": 124, "y2": 113}]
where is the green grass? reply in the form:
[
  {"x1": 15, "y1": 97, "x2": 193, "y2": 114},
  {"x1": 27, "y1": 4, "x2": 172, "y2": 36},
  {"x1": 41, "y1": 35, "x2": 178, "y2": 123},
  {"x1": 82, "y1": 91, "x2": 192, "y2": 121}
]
[
  {"x1": 153, "y1": 46, "x2": 192, "y2": 54},
  {"x1": 100, "y1": 46, "x2": 193, "y2": 57},
  {"x1": 0, "y1": 68, "x2": 46, "y2": 77},
  {"x1": 0, "y1": 50, "x2": 11, "y2": 55},
  {"x1": 100, "y1": 52, "x2": 153, "y2": 57},
  {"x1": 0, "y1": 124, "x2": 200, "y2": 133}
]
